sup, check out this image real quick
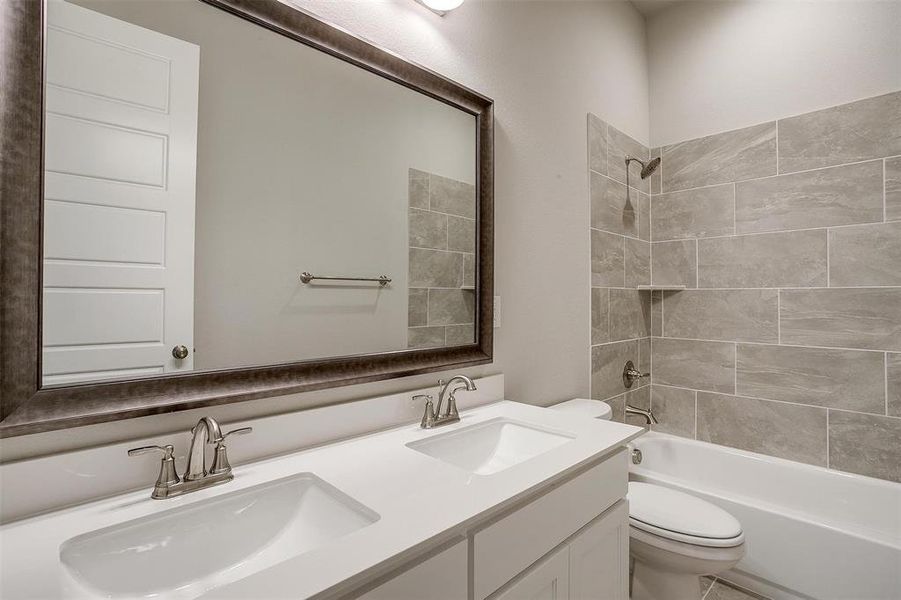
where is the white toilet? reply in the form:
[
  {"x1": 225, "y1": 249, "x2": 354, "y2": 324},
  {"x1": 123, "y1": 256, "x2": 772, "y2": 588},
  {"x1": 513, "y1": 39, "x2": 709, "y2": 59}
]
[{"x1": 550, "y1": 399, "x2": 746, "y2": 600}]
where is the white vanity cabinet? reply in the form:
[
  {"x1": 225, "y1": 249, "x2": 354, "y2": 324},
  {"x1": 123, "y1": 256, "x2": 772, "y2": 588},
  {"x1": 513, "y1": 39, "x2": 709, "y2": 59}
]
[{"x1": 353, "y1": 449, "x2": 630, "y2": 600}]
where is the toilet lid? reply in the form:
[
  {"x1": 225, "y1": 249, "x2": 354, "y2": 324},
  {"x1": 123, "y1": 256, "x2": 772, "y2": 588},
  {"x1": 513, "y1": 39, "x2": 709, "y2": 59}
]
[
  {"x1": 628, "y1": 482, "x2": 742, "y2": 544},
  {"x1": 549, "y1": 398, "x2": 612, "y2": 420}
]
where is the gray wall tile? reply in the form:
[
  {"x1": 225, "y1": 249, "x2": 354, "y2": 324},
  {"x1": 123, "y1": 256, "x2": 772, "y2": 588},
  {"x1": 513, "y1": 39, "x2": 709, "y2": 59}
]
[
  {"x1": 428, "y1": 289, "x2": 474, "y2": 326},
  {"x1": 445, "y1": 324, "x2": 474, "y2": 345},
  {"x1": 409, "y1": 208, "x2": 447, "y2": 250},
  {"x1": 625, "y1": 238, "x2": 650, "y2": 287},
  {"x1": 697, "y1": 392, "x2": 827, "y2": 466},
  {"x1": 651, "y1": 240, "x2": 696, "y2": 287},
  {"x1": 735, "y1": 160, "x2": 884, "y2": 234},
  {"x1": 637, "y1": 337, "x2": 651, "y2": 389},
  {"x1": 887, "y1": 157, "x2": 901, "y2": 222},
  {"x1": 591, "y1": 340, "x2": 638, "y2": 402},
  {"x1": 651, "y1": 184, "x2": 734, "y2": 241},
  {"x1": 608, "y1": 125, "x2": 650, "y2": 193},
  {"x1": 408, "y1": 289, "x2": 428, "y2": 327},
  {"x1": 736, "y1": 344, "x2": 885, "y2": 413},
  {"x1": 463, "y1": 253, "x2": 474, "y2": 287},
  {"x1": 652, "y1": 338, "x2": 735, "y2": 393},
  {"x1": 829, "y1": 222, "x2": 901, "y2": 286},
  {"x1": 408, "y1": 326, "x2": 444, "y2": 348},
  {"x1": 609, "y1": 289, "x2": 650, "y2": 341},
  {"x1": 447, "y1": 215, "x2": 475, "y2": 253},
  {"x1": 591, "y1": 288, "x2": 609, "y2": 345},
  {"x1": 429, "y1": 173, "x2": 475, "y2": 219},
  {"x1": 591, "y1": 229, "x2": 625, "y2": 287},
  {"x1": 663, "y1": 122, "x2": 776, "y2": 191},
  {"x1": 888, "y1": 353, "x2": 901, "y2": 418},
  {"x1": 698, "y1": 230, "x2": 827, "y2": 288},
  {"x1": 829, "y1": 411, "x2": 901, "y2": 483},
  {"x1": 650, "y1": 291, "x2": 662, "y2": 337},
  {"x1": 663, "y1": 289, "x2": 778, "y2": 343},
  {"x1": 778, "y1": 91, "x2": 901, "y2": 173},
  {"x1": 591, "y1": 171, "x2": 639, "y2": 237},
  {"x1": 638, "y1": 191, "x2": 650, "y2": 242},
  {"x1": 650, "y1": 385, "x2": 695, "y2": 438},
  {"x1": 409, "y1": 248, "x2": 462, "y2": 288},
  {"x1": 409, "y1": 168, "x2": 429, "y2": 209},
  {"x1": 780, "y1": 288, "x2": 901, "y2": 351},
  {"x1": 649, "y1": 147, "x2": 661, "y2": 195},
  {"x1": 588, "y1": 113, "x2": 607, "y2": 175}
]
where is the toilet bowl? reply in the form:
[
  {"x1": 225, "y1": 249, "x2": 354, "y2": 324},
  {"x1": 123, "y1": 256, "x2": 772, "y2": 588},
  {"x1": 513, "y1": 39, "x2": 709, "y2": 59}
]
[{"x1": 550, "y1": 399, "x2": 746, "y2": 600}]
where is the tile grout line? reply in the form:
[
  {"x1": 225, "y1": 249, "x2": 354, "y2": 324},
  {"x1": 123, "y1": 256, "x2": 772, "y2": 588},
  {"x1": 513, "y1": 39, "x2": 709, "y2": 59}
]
[
  {"x1": 648, "y1": 334, "x2": 896, "y2": 355},
  {"x1": 653, "y1": 220, "x2": 891, "y2": 244}
]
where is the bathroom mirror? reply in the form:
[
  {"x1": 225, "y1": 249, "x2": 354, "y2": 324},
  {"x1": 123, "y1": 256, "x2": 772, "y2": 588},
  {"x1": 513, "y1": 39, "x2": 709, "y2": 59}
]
[{"x1": 0, "y1": 0, "x2": 494, "y2": 435}]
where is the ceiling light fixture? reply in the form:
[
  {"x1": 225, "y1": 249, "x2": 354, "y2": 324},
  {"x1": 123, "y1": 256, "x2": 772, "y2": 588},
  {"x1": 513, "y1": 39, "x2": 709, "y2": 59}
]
[{"x1": 417, "y1": 0, "x2": 464, "y2": 16}]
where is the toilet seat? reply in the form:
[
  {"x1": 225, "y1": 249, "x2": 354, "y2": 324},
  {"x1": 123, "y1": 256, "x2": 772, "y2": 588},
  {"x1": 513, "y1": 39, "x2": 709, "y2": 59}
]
[{"x1": 628, "y1": 482, "x2": 745, "y2": 548}]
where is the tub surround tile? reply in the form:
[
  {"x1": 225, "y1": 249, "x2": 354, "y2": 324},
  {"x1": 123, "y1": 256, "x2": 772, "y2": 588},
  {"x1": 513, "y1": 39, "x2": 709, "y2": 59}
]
[
  {"x1": 829, "y1": 222, "x2": 901, "y2": 287},
  {"x1": 591, "y1": 171, "x2": 642, "y2": 238},
  {"x1": 447, "y1": 215, "x2": 475, "y2": 253},
  {"x1": 408, "y1": 169, "x2": 429, "y2": 209},
  {"x1": 780, "y1": 288, "x2": 901, "y2": 351},
  {"x1": 663, "y1": 122, "x2": 776, "y2": 192},
  {"x1": 663, "y1": 289, "x2": 778, "y2": 343},
  {"x1": 429, "y1": 173, "x2": 475, "y2": 219},
  {"x1": 591, "y1": 288, "x2": 609, "y2": 345},
  {"x1": 652, "y1": 338, "x2": 735, "y2": 393},
  {"x1": 637, "y1": 336, "x2": 651, "y2": 389},
  {"x1": 828, "y1": 411, "x2": 901, "y2": 483},
  {"x1": 591, "y1": 229, "x2": 625, "y2": 287},
  {"x1": 607, "y1": 124, "x2": 650, "y2": 194},
  {"x1": 408, "y1": 289, "x2": 428, "y2": 327},
  {"x1": 736, "y1": 344, "x2": 885, "y2": 413},
  {"x1": 886, "y1": 157, "x2": 901, "y2": 222},
  {"x1": 698, "y1": 230, "x2": 827, "y2": 288},
  {"x1": 649, "y1": 147, "x2": 662, "y2": 195},
  {"x1": 697, "y1": 392, "x2": 827, "y2": 467},
  {"x1": 650, "y1": 385, "x2": 696, "y2": 438},
  {"x1": 409, "y1": 248, "x2": 462, "y2": 288},
  {"x1": 651, "y1": 184, "x2": 734, "y2": 241},
  {"x1": 639, "y1": 191, "x2": 651, "y2": 242},
  {"x1": 444, "y1": 324, "x2": 474, "y2": 345},
  {"x1": 609, "y1": 289, "x2": 650, "y2": 341},
  {"x1": 409, "y1": 208, "x2": 447, "y2": 250},
  {"x1": 650, "y1": 291, "x2": 662, "y2": 337},
  {"x1": 427, "y1": 289, "x2": 474, "y2": 326},
  {"x1": 735, "y1": 160, "x2": 884, "y2": 234},
  {"x1": 407, "y1": 326, "x2": 445, "y2": 348},
  {"x1": 625, "y1": 238, "x2": 650, "y2": 287},
  {"x1": 777, "y1": 91, "x2": 901, "y2": 173},
  {"x1": 651, "y1": 240, "x2": 696, "y2": 288},
  {"x1": 591, "y1": 340, "x2": 638, "y2": 402},
  {"x1": 588, "y1": 113, "x2": 607, "y2": 175},
  {"x1": 888, "y1": 353, "x2": 901, "y2": 417}
]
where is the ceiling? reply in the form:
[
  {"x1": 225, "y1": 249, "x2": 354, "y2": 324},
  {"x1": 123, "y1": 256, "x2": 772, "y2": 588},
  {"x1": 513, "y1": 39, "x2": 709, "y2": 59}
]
[{"x1": 630, "y1": 0, "x2": 682, "y2": 19}]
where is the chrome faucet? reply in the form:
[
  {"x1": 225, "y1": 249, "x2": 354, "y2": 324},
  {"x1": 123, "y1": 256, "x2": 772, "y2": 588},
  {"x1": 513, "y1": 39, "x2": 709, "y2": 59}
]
[
  {"x1": 128, "y1": 416, "x2": 252, "y2": 499},
  {"x1": 416, "y1": 375, "x2": 477, "y2": 428},
  {"x1": 626, "y1": 405, "x2": 658, "y2": 425}
]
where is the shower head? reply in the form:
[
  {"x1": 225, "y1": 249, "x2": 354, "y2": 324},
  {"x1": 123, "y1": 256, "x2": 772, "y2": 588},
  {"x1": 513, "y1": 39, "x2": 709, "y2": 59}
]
[{"x1": 625, "y1": 156, "x2": 661, "y2": 180}]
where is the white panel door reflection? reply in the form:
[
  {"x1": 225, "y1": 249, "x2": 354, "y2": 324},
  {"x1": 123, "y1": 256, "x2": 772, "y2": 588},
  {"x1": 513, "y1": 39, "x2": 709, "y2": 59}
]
[{"x1": 42, "y1": 0, "x2": 199, "y2": 385}]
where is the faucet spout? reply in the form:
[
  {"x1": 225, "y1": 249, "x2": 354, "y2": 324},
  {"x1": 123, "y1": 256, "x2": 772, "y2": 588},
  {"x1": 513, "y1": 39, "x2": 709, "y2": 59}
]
[
  {"x1": 625, "y1": 405, "x2": 658, "y2": 425},
  {"x1": 184, "y1": 416, "x2": 222, "y2": 481}
]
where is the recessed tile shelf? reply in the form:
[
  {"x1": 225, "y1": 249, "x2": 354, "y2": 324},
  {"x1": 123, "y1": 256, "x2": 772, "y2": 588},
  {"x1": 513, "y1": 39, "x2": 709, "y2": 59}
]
[{"x1": 637, "y1": 285, "x2": 687, "y2": 291}]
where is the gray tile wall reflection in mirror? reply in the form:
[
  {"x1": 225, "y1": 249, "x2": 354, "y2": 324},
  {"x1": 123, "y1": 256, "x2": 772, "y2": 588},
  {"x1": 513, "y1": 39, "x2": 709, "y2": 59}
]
[
  {"x1": 38, "y1": 0, "x2": 477, "y2": 386},
  {"x1": 407, "y1": 169, "x2": 476, "y2": 348},
  {"x1": 589, "y1": 90, "x2": 901, "y2": 483}
]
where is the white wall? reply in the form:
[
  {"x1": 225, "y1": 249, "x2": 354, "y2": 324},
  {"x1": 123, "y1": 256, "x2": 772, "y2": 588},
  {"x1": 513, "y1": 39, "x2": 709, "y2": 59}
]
[
  {"x1": 648, "y1": 0, "x2": 901, "y2": 146},
  {"x1": 1, "y1": 0, "x2": 649, "y2": 460}
]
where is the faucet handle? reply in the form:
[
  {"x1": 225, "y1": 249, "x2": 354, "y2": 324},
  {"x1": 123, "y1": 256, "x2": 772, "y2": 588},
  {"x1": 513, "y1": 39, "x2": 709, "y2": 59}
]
[
  {"x1": 128, "y1": 444, "x2": 175, "y2": 459},
  {"x1": 210, "y1": 428, "x2": 252, "y2": 475},
  {"x1": 128, "y1": 444, "x2": 180, "y2": 494},
  {"x1": 413, "y1": 394, "x2": 436, "y2": 428}
]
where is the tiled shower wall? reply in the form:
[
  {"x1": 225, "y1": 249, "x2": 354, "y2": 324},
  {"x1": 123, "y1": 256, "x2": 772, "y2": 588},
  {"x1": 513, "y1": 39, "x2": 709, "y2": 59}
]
[
  {"x1": 407, "y1": 169, "x2": 476, "y2": 348},
  {"x1": 588, "y1": 114, "x2": 653, "y2": 421},
  {"x1": 640, "y1": 91, "x2": 901, "y2": 483}
]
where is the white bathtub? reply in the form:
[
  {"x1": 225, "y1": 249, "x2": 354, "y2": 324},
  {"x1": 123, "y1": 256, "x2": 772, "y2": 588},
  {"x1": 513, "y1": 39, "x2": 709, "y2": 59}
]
[{"x1": 629, "y1": 432, "x2": 901, "y2": 600}]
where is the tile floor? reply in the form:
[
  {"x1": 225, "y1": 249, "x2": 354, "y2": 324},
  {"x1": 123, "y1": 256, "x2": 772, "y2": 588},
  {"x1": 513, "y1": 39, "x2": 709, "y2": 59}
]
[{"x1": 701, "y1": 576, "x2": 771, "y2": 600}]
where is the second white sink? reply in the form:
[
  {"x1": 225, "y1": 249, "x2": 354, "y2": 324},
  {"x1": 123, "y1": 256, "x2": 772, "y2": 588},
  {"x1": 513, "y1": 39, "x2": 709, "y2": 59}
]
[{"x1": 407, "y1": 417, "x2": 575, "y2": 475}]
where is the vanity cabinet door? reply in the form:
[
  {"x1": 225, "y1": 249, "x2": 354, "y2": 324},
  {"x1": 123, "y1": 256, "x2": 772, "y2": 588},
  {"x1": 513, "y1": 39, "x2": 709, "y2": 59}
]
[
  {"x1": 357, "y1": 540, "x2": 467, "y2": 600},
  {"x1": 569, "y1": 500, "x2": 629, "y2": 600},
  {"x1": 493, "y1": 545, "x2": 570, "y2": 600}
]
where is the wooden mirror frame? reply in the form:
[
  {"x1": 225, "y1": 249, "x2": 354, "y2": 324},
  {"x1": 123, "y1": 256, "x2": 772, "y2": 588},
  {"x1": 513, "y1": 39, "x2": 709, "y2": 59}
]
[{"x1": 0, "y1": 0, "x2": 493, "y2": 436}]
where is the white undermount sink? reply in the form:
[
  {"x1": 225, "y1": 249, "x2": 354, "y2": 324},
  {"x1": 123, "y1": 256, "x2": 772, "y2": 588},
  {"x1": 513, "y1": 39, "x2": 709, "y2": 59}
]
[
  {"x1": 406, "y1": 417, "x2": 575, "y2": 475},
  {"x1": 59, "y1": 473, "x2": 378, "y2": 599}
]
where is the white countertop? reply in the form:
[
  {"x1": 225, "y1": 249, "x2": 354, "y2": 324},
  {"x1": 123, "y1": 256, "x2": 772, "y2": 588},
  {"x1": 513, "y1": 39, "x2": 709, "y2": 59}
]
[{"x1": 0, "y1": 401, "x2": 642, "y2": 599}]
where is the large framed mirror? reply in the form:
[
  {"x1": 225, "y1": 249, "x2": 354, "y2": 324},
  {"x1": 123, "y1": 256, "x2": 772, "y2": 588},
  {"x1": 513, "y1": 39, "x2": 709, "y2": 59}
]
[{"x1": 0, "y1": 0, "x2": 493, "y2": 436}]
